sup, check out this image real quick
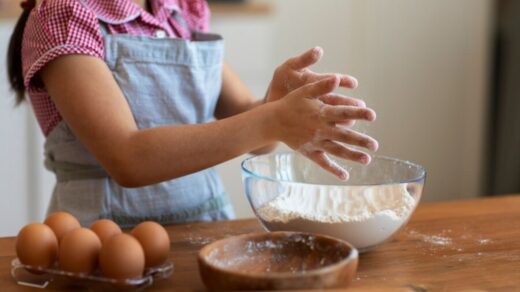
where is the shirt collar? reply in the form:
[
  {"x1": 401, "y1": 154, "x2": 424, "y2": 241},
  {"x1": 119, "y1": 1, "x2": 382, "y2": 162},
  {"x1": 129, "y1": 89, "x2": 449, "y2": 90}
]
[{"x1": 80, "y1": 0, "x2": 180, "y2": 25}]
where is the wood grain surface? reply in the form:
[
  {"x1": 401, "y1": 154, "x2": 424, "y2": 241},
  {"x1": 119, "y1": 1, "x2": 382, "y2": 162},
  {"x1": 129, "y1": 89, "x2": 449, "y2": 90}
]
[
  {"x1": 198, "y1": 232, "x2": 358, "y2": 290},
  {"x1": 0, "y1": 195, "x2": 519, "y2": 291}
]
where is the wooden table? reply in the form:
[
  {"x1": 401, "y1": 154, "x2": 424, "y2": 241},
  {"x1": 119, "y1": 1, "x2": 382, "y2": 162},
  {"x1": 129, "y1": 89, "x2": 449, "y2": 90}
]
[{"x1": 1, "y1": 195, "x2": 519, "y2": 291}]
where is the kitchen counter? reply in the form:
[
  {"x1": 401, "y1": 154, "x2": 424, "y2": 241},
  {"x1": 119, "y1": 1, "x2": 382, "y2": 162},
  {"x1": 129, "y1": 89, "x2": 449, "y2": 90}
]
[{"x1": 1, "y1": 195, "x2": 519, "y2": 291}]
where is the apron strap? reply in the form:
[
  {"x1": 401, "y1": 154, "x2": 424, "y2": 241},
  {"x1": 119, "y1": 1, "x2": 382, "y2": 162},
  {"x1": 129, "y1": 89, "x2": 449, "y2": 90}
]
[
  {"x1": 172, "y1": 10, "x2": 191, "y2": 33},
  {"x1": 172, "y1": 11, "x2": 222, "y2": 42},
  {"x1": 98, "y1": 21, "x2": 110, "y2": 37}
]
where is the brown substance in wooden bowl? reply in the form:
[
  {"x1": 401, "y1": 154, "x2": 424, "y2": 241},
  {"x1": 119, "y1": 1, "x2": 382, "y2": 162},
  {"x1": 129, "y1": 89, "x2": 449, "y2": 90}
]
[{"x1": 198, "y1": 231, "x2": 358, "y2": 291}]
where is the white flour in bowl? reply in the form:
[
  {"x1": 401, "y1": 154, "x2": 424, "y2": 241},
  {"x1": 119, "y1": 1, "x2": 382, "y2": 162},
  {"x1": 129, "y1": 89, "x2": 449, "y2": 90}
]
[{"x1": 256, "y1": 183, "x2": 417, "y2": 250}]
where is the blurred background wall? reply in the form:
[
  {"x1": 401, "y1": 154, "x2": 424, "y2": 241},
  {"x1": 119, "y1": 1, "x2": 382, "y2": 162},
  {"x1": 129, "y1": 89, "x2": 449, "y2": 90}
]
[
  {"x1": 0, "y1": 0, "x2": 498, "y2": 236},
  {"x1": 487, "y1": 0, "x2": 520, "y2": 195},
  {"x1": 214, "y1": 0, "x2": 494, "y2": 218}
]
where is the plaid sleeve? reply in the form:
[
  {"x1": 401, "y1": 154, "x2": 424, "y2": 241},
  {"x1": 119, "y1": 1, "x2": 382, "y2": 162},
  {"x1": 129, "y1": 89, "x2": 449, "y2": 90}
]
[
  {"x1": 22, "y1": 0, "x2": 104, "y2": 89},
  {"x1": 179, "y1": 0, "x2": 211, "y2": 33}
]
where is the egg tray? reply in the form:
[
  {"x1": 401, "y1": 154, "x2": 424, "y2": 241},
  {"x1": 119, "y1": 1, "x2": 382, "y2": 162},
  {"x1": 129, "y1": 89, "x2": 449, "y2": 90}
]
[{"x1": 11, "y1": 258, "x2": 174, "y2": 290}]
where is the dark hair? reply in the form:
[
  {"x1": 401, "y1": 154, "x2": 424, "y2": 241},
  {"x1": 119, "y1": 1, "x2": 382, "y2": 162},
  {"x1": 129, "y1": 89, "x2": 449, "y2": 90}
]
[{"x1": 7, "y1": 7, "x2": 33, "y2": 104}]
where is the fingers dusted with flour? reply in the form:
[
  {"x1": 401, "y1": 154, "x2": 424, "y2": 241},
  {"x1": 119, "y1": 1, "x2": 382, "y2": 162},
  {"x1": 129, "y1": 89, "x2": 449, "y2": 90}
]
[
  {"x1": 323, "y1": 128, "x2": 379, "y2": 152},
  {"x1": 319, "y1": 94, "x2": 369, "y2": 127},
  {"x1": 320, "y1": 105, "x2": 376, "y2": 123},
  {"x1": 305, "y1": 151, "x2": 349, "y2": 181},
  {"x1": 285, "y1": 46, "x2": 324, "y2": 70},
  {"x1": 284, "y1": 47, "x2": 359, "y2": 89},
  {"x1": 269, "y1": 76, "x2": 378, "y2": 180},
  {"x1": 319, "y1": 94, "x2": 366, "y2": 107},
  {"x1": 265, "y1": 47, "x2": 359, "y2": 103}
]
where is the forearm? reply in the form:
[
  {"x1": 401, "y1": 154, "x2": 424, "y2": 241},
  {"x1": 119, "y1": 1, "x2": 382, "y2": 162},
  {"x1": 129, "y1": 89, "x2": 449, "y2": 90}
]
[
  {"x1": 245, "y1": 98, "x2": 279, "y2": 155},
  {"x1": 111, "y1": 102, "x2": 278, "y2": 187},
  {"x1": 216, "y1": 63, "x2": 277, "y2": 154}
]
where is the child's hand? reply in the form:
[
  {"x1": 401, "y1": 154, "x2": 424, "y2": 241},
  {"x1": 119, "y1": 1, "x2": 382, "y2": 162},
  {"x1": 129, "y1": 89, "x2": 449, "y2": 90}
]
[
  {"x1": 271, "y1": 76, "x2": 378, "y2": 180},
  {"x1": 265, "y1": 47, "x2": 359, "y2": 104}
]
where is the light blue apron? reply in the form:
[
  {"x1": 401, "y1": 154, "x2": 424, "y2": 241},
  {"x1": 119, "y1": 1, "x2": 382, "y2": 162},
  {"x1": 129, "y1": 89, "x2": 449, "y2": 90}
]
[{"x1": 43, "y1": 11, "x2": 235, "y2": 228}]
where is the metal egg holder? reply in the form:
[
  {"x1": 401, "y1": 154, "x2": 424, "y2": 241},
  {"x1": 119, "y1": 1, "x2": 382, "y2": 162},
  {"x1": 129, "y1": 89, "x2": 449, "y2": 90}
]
[{"x1": 11, "y1": 258, "x2": 174, "y2": 289}]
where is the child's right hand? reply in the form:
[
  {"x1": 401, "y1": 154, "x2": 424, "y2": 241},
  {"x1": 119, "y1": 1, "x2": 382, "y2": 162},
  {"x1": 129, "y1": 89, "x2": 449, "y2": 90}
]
[{"x1": 270, "y1": 76, "x2": 378, "y2": 180}]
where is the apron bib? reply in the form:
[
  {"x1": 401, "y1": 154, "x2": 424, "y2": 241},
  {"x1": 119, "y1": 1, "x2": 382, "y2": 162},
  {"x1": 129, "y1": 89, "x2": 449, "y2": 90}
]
[{"x1": 44, "y1": 12, "x2": 234, "y2": 228}]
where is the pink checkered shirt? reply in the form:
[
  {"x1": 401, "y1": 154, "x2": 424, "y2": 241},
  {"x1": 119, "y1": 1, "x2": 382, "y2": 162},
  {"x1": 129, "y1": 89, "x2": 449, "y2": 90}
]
[{"x1": 22, "y1": 0, "x2": 211, "y2": 136}]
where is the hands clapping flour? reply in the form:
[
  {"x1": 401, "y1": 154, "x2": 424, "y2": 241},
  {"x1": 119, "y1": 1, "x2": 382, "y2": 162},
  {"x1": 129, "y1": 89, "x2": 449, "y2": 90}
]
[
  {"x1": 266, "y1": 47, "x2": 378, "y2": 181},
  {"x1": 252, "y1": 48, "x2": 414, "y2": 249}
]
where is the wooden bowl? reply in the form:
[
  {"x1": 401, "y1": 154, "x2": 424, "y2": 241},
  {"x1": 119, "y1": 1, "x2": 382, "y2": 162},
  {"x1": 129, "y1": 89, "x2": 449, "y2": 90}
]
[{"x1": 198, "y1": 232, "x2": 358, "y2": 291}]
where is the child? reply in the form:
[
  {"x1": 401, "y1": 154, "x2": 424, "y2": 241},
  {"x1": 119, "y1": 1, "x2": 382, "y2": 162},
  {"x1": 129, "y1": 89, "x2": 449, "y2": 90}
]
[{"x1": 7, "y1": 0, "x2": 378, "y2": 227}]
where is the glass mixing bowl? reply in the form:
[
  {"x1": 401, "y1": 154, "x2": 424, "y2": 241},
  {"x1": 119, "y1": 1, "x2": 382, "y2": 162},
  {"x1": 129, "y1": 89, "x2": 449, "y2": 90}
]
[{"x1": 241, "y1": 152, "x2": 426, "y2": 252}]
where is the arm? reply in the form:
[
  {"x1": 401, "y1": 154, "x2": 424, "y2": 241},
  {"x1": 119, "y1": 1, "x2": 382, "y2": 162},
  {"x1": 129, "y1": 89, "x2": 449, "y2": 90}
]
[
  {"x1": 215, "y1": 63, "x2": 277, "y2": 154},
  {"x1": 41, "y1": 55, "x2": 375, "y2": 187},
  {"x1": 41, "y1": 56, "x2": 277, "y2": 187}
]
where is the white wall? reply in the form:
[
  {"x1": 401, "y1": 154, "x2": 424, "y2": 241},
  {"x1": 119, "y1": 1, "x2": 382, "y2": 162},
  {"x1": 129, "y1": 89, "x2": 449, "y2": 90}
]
[
  {"x1": 214, "y1": 0, "x2": 493, "y2": 218},
  {"x1": 0, "y1": 0, "x2": 493, "y2": 236}
]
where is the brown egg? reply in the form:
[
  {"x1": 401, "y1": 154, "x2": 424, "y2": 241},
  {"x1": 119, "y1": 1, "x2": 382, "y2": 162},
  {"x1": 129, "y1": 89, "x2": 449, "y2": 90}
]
[
  {"x1": 59, "y1": 228, "x2": 101, "y2": 274},
  {"x1": 90, "y1": 219, "x2": 122, "y2": 243},
  {"x1": 100, "y1": 234, "x2": 145, "y2": 280},
  {"x1": 131, "y1": 221, "x2": 170, "y2": 268},
  {"x1": 44, "y1": 212, "x2": 81, "y2": 242},
  {"x1": 16, "y1": 223, "x2": 58, "y2": 268}
]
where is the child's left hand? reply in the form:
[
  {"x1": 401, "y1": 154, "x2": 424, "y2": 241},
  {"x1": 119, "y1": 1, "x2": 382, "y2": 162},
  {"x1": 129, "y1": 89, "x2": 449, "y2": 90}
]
[{"x1": 265, "y1": 47, "x2": 359, "y2": 104}]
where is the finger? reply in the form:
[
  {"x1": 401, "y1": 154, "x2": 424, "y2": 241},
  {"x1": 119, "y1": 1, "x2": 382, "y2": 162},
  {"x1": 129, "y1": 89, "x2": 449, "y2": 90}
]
[
  {"x1": 285, "y1": 47, "x2": 324, "y2": 70},
  {"x1": 336, "y1": 120, "x2": 356, "y2": 127},
  {"x1": 320, "y1": 105, "x2": 376, "y2": 122},
  {"x1": 319, "y1": 93, "x2": 366, "y2": 107},
  {"x1": 305, "y1": 151, "x2": 349, "y2": 180},
  {"x1": 320, "y1": 140, "x2": 371, "y2": 165},
  {"x1": 325, "y1": 128, "x2": 379, "y2": 151},
  {"x1": 339, "y1": 74, "x2": 359, "y2": 89},
  {"x1": 294, "y1": 76, "x2": 340, "y2": 99},
  {"x1": 304, "y1": 72, "x2": 359, "y2": 89}
]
